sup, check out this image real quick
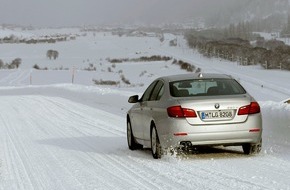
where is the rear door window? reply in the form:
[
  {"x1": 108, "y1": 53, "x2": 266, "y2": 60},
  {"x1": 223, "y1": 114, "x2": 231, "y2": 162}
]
[
  {"x1": 140, "y1": 80, "x2": 158, "y2": 101},
  {"x1": 150, "y1": 81, "x2": 164, "y2": 101}
]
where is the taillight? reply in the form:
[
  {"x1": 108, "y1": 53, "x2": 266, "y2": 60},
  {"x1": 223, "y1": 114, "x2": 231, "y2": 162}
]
[
  {"x1": 238, "y1": 102, "x2": 260, "y2": 115},
  {"x1": 167, "y1": 106, "x2": 197, "y2": 118}
]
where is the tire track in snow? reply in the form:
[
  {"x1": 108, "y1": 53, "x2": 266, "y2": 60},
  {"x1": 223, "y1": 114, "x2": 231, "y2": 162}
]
[
  {"x1": 0, "y1": 70, "x2": 30, "y2": 86},
  {"x1": 40, "y1": 96, "x2": 125, "y2": 136},
  {"x1": 0, "y1": 113, "x2": 35, "y2": 190},
  {"x1": 175, "y1": 160, "x2": 270, "y2": 190},
  {"x1": 9, "y1": 96, "x2": 162, "y2": 189},
  {"x1": 18, "y1": 96, "x2": 116, "y2": 189},
  {"x1": 33, "y1": 96, "x2": 177, "y2": 189},
  {"x1": 0, "y1": 96, "x2": 89, "y2": 190}
]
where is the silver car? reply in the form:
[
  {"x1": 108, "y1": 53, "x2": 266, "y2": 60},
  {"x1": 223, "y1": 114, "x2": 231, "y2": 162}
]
[{"x1": 127, "y1": 73, "x2": 262, "y2": 159}]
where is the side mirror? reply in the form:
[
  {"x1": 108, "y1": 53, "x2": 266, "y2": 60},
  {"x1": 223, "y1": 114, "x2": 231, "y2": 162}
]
[{"x1": 128, "y1": 95, "x2": 139, "y2": 103}]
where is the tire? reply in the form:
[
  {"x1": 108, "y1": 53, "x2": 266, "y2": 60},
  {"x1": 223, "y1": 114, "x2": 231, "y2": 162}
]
[
  {"x1": 242, "y1": 139, "x2": 262, "y2": 155},
  {"x1": 151, "y1": 124, "x2": 162, "y2": 159},
  {"x1": 127, "y1": 119, "x2": 139, "y2": 150}
]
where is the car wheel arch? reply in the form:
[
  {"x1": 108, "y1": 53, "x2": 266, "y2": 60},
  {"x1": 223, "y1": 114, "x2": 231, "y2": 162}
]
[
  {"x1": 150, "y1": 120, "x2": 156, "y2": 133},
  {"x1": 127, "y1": 114, "x2": 131, "y2": 123},
  {"x1": 127, "y1": 115, "x2": 143, "y2": 150}
]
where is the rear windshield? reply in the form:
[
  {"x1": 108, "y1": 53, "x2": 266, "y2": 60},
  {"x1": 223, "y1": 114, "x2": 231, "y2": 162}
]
[{"x1": 170, "y1": 78, "x2": 246, "y2": 97}]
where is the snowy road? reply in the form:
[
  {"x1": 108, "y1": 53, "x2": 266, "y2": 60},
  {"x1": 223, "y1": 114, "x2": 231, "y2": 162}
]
[
  {"x1": 0, "y1": 91, "x2": 290, "y2": 190},
  {"x1": 0, "y1": 95, "x2": 124, "y2": 189}
]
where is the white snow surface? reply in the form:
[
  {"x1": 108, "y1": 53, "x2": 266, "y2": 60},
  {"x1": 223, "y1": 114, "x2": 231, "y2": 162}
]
[{"x1": 0, "y1": 29, "x2": 290, "y2": 190}]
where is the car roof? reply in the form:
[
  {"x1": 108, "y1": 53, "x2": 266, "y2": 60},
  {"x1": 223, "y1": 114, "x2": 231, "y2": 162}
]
[{"x1": 159, "y1": 73, "x2": 233, "y2": 82}]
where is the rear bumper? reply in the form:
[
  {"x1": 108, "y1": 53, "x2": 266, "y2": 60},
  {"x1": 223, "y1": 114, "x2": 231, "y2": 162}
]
[
  {"x1": 157, "y1": 115, "x2": 262, "y2": 149},
  {"x1": 160, "y1": 130, "x2": 262, "y2": 148}
]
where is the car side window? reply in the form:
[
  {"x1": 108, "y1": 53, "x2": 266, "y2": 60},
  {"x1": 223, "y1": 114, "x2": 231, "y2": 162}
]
[
  {"x1": 150, "y1": 81, "x2": 164, "y2": 101},
  {"x1": 156, "y1": 85, "x2": 164, "y2": 101},
  {"x1": 140, "y1": 81, "x2": 158, "y2": 102}
]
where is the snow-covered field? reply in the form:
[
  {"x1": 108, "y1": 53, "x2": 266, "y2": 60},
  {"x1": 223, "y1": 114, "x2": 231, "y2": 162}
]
[{"x1": 0, "y1": 28, "x2": 290, "y2": 189}]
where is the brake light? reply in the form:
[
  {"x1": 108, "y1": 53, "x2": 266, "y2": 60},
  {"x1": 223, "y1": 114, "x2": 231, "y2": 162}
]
[
  {"x1": 167, "y1": 106, "x2": 197, "y2": 118},
  {"x1": 238, "y1": 102, "x2": 260, "y2": 115}
]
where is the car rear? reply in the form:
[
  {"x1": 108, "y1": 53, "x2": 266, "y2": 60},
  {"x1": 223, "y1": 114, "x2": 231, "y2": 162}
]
[{"x1": 158, "y1": 75, "x2": 262, "y2": 150}]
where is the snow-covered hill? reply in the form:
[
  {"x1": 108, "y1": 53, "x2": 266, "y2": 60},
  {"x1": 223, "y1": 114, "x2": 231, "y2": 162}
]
[
  {"x1": 0, "y1": 29, "x2": 290, "y2": 189},
  {"x1": 203, "y1": 0, "x2": 289, "y2": 28}
]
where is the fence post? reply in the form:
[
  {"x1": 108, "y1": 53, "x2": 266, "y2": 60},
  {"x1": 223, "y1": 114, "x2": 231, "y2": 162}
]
[
  {"x1": 72, "y1": 67, "x2": 75, "y2": 84},
  {"x1": 30, "y1": 69, "x2": 32, "y2": 85}
]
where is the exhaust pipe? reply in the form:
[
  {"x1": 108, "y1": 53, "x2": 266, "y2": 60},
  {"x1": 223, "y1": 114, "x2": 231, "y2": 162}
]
[{"x1": 180, "y1": 141, "x2": 192, "y2": 150}]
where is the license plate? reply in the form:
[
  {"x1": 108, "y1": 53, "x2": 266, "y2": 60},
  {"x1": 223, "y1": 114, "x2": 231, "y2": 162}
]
[{"x1": 200, "y1": 110, "x2": 234, "y2": 121}]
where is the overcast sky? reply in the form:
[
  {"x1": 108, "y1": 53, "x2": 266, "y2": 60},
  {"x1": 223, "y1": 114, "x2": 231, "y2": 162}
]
[{"x1": 0, "y1": 0, "x2": 234, "y2": 27}]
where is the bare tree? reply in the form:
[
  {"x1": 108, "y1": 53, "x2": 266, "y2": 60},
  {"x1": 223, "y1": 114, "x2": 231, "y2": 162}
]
[
  {"x1": 47, "y1": 49, "x2": 54, "y2": 59},
  {"x1": 52, "y1": 51, "x2": 59, "y2": 60},
  {"x1": 11, "y1": 58, "x2": 22, "y2": 68},
  {"x1": 46, "y1": 50, "x2": 59, "y2": 60}
]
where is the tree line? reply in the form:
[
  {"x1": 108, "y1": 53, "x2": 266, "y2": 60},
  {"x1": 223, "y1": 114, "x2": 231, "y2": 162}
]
[
  {"x1": 107, "y1": 55, "x2": 172, "y2": 63},
  {"x1": 184, "y1": 29, "x2": 290, "y2": 71},
  {"x1": 0, "y1": 34, "x2": 77, "y2": 44}
]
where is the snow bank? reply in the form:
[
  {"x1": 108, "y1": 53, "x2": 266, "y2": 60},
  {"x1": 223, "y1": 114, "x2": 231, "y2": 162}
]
[{"x1": 260, "y1": 101, "x2": 290, "y2": 159}]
